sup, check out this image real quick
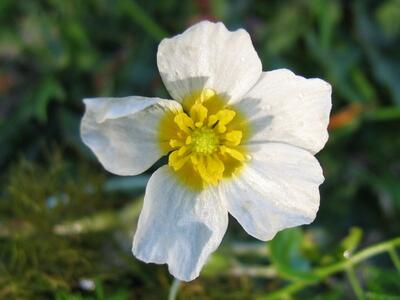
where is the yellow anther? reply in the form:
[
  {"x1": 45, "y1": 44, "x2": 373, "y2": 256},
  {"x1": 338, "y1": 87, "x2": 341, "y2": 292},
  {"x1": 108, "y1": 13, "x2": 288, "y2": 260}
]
[
  {"x1": 178, "y1": 145, "x2": 190, "y2": 156},
  {"x1": 207, "y1": 109, "x2": 236, "y2": 129},
  {"x1": 174, "y1": 113, "x2": 194, "y2": 133},
  {"x1": 220, "y1": 146, "x2": 245, "y2": 162},
  {"x1": 169, "y1": 139, "x2": 184, "y2": 148},
  {"x1": 169, "y1": 150, "x2": 190, "y2": 170},
  {"x1": 197, "y1": 155, "x2": 224, "y2": 185},
  {"x1": 185, "y1": 136, "x2": 192, "y2": 145},
  {"x1": 208, "y1": 114, "x2": 219, "y2": 127},
  {"x1": 190, "y1": 103, "x2": 208, "y2": 128},
  {"x1": 224, "y1": 130, "x2": 243, "y2": 146},
  {"x1": 217, "y1": 109, "x2": 236, "y2": 125},
  {"x1": 208, "y1": 154, "x2": 224, "y2": 174},
  {"x1": 216, "y1": 124, "x2": 227, "y2": 133}
]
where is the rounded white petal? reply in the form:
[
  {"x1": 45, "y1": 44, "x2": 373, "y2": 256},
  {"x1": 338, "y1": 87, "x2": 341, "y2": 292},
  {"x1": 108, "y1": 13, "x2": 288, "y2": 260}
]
[
  {"x1": 220, "y1": 143, "x2": 324, "y2": 241},
  {"x1": 81, "y1": 97, "x2": 181, "y2": 176},
  {"x1": 157, "y1": 21, "x2": 262, "y2": 103},
  {"x1": 234, "y1": 69, "x2": 332, "y2": 154},
  {"x1": 132, "y1": 166, "x2": 228, "y2": 281}
]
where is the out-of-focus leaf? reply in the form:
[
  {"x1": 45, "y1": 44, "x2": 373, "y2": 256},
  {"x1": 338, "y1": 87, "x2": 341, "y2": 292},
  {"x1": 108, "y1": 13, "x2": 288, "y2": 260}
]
[
  {"x1": 305, "y1": 32, "x2": 364, "y2": 103},
  {"x1": 366, "y1": 172, "x2": 400, "y2": 214},
  {"x1": 351, "y1": 69, "x2": 377, "y2": 103},
  {"x1": 365, "y1": 292, "x2": 400, "y2": 300},
  {"x1": 269, "y1": 228, "x2": 318, "y2": 281},
  {"x1": 0, "y1": 29, "x2": 22, "y2": 58},
  {"x1": 355, "y1": 2, "x2": 400, "y2": 105},
  {"x1": 117, "y1": 0, "x2": 167, "y2": 41},
  {"x1": 203, "y1": 251, "x2": 231, "y2": 277},
  {"x1": 365, "y1": 107, "x2": 400, "y2": 121},
  {"x1": 33, "y1": 77, "x2": 65, "y2": 122},
  {"x1": 20, "y1": 13, "x2": 69, "y2": 70},
  {"x1": 263, "y1": 4, "x2": 308, "y2": 55},
  {"x1": 95, "y1": 279, "x2": 105, "y2": 300},
  {"x1": 339, "y1": 227, "x2": 363, "y2": 259},
  {"x1": 308, "y1": 0, "x2": 341, "y2": 49},
  {"x1": 366, "y1": 267, "x2": 400, "y2": 298},
  {"x1": 375, "y1": 0, "x2": 400, "y2": 38},
  {"x1": 58, "y1": 108, "x2": 88, "y2": 156}
]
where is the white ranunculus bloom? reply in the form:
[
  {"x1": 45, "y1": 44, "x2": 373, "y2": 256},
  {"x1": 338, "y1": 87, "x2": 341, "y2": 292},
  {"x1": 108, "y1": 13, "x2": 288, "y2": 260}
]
[{"x1": 81, "y1": 21, "x2": 331, "y2": 281}]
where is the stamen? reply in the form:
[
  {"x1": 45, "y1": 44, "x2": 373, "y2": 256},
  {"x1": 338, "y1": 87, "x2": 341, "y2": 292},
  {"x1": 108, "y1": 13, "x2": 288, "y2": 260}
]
[
  {"x1": 169, "y1": 139, "x2": 184, "y2": 148},
  {"x1": 174, "y1": 113, "x2": 194, "y2": 133},
  {"x1": 166, "y1": 90, "x2": 248, "y2": 187},
  {"x1": 169, "y1": 150, "x2": 190, "y2": 170},
  {"x1": 190, "y1": 102, "x2": 208, "y2": 128},
  {"x1": 224, "y1": 130, "x2": 243, "y2": 146},
  {"x1": 220, "y1": 145, "x2": 245, "y2": 161},
  {"x1": 178, "y1": 145, "x2": 190, "y2": 156}
]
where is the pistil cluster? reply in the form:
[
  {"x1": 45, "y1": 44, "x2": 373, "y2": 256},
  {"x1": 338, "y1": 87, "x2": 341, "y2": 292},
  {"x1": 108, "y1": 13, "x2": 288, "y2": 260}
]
[{"x1": 167, "y1": 97, "x2": 246, "y2": 185}]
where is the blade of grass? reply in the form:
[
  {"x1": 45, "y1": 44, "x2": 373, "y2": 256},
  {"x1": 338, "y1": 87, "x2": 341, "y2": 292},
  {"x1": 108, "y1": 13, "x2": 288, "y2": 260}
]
[
  {"x1": 118, "y1": 0, "x2": 168, "y2": 41},
  {"x1": 365, "y1": 107, "x2": 400, "y2": 121},
  {"x1": 388, "y1": 247, "x2": 400, "y2": 273}
]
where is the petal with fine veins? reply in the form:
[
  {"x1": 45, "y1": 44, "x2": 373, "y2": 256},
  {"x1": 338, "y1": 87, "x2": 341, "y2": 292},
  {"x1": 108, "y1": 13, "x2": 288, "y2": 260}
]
[
  {"x1": 234, "y1": 69, "x2": 332, "y2": 154},
  {"x1": 157, "y1": 21, "x2": 262, "y2": 103},
  {"x1": 81, "y1": 97, "x2": 181, "y2": 176},
  {"x1": 220, "y1": 143, "x2": 324, "y2": 241},
  {"x1": 132, "y1": 166, "x2": 228, "y2": 281}
]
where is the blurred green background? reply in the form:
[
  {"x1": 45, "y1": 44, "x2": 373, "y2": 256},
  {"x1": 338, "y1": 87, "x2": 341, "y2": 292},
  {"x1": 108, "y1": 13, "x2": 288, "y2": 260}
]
[{"x1": 1, "y1": 0, "x2": 400, "y2": 299}]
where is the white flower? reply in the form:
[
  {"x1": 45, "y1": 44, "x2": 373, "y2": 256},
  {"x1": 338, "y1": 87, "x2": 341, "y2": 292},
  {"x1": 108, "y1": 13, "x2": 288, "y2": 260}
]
[{"x1": 80, "y1": 21, "x2": 331, "y2": 281}]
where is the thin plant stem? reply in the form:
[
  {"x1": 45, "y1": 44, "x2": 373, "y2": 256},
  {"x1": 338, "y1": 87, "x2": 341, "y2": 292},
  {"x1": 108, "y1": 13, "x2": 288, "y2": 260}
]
[
  {"x1": 345, "y1": 266, "x2": 364, "y2": 300},
  {"x1": 388, "y1": 247, "x2": 400, "y2": 273},
  {"x1": 168, "y1": 278, "x2": 181, "y2": 300},
  {"x1": 258, "y1": 237, "x2": 400, "y2": 300}
]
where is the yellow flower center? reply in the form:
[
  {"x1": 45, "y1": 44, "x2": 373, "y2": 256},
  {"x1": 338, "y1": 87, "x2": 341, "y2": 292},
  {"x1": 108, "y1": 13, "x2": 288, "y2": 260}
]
[
  {"x1": 159, "y1": 89, "x2": 250, "y2": 189},
  {"x1": 191, "y1": 127, "x2": 219, "y2": 154}
]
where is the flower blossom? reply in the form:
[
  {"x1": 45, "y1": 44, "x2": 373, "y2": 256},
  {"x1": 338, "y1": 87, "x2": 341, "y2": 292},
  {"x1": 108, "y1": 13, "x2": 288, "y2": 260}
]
[{"x1": 81, "y1": 21, "x2": 332, "y2": 281}]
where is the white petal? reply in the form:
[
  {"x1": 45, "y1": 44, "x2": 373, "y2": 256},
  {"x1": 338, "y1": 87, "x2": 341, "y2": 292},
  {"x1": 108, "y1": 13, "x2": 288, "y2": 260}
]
[
  {"x1": 81, "y1": 97, "x2": 181, "y2": 176},
  {"x1": 220, "y1": 143, "x2": 324, "y2": 241},
  {"x1": 234, "y1": 69, "x2": 332, "y2": 154},
  {"x1": 132, "y1": 166, "x2": 228, "y2": 281},
  {"x1": 157, "y1": 21, "x2": 262, "y2": 103}
]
